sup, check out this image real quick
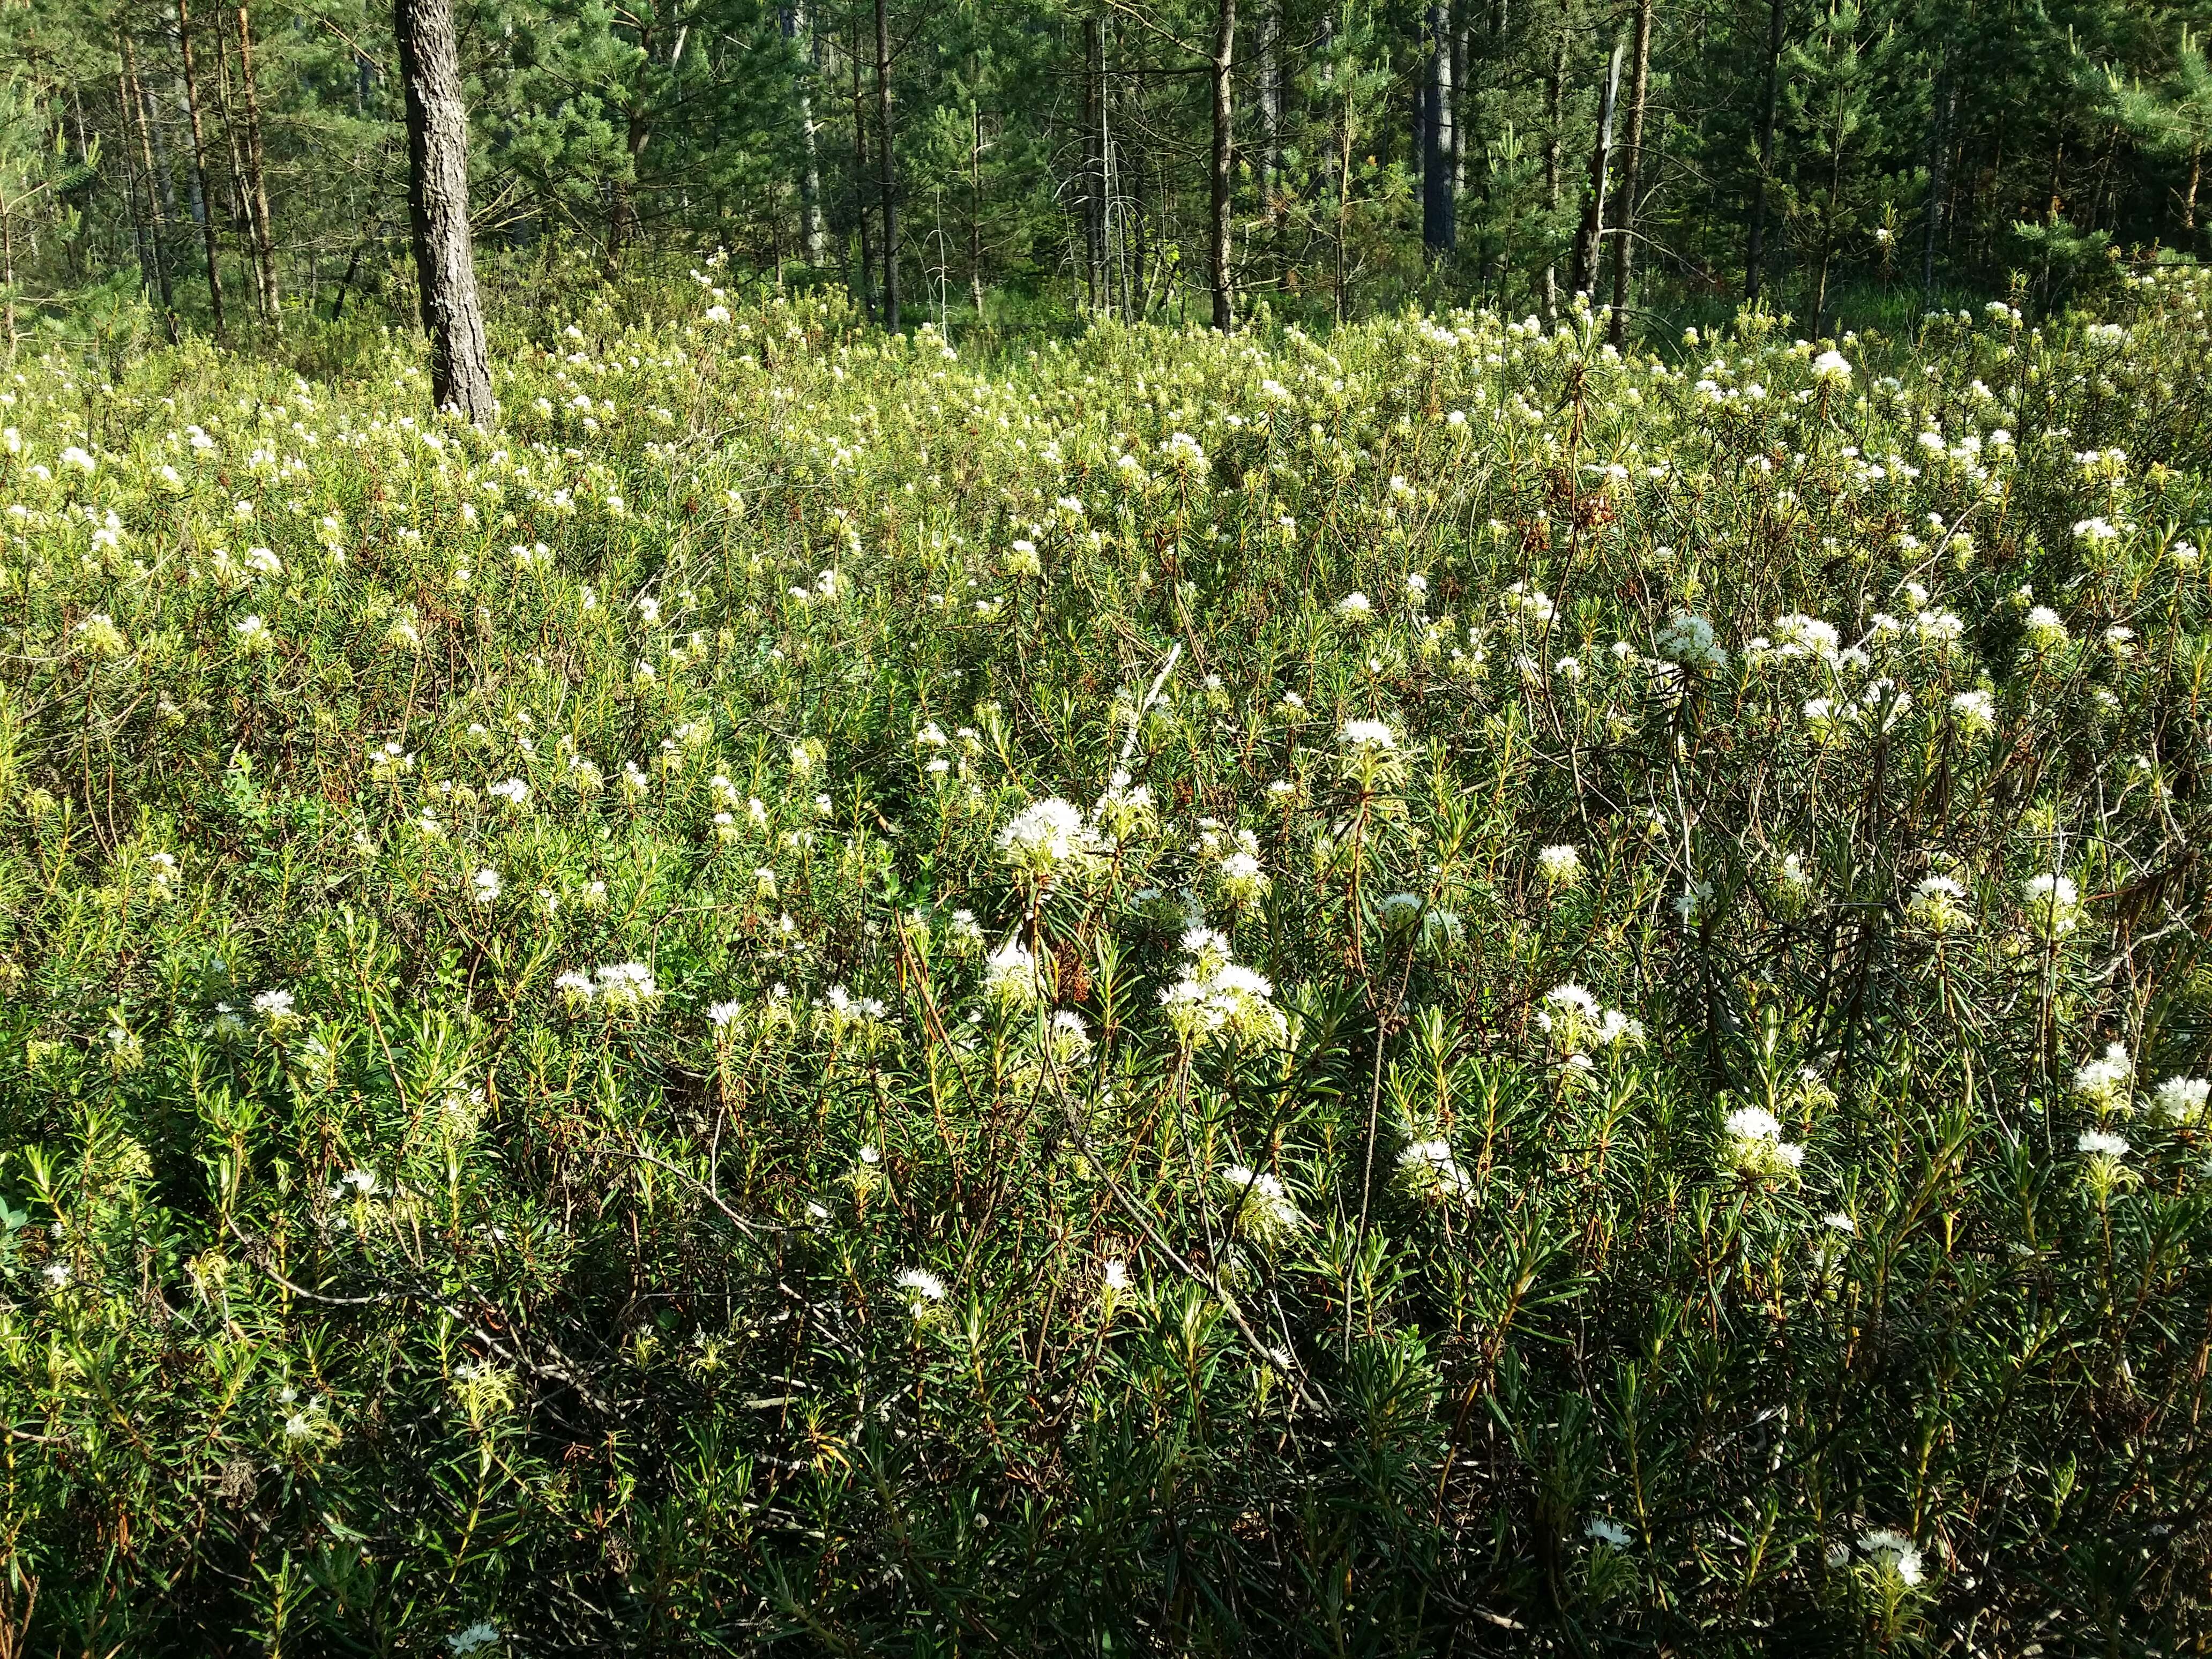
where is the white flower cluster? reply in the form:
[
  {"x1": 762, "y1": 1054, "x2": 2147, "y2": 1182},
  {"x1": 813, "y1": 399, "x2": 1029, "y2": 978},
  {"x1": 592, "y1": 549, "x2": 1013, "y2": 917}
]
[
  {"x1": 1721, "y1": 1105, "x2": 1805, "y2": 1181},
  {"x1": 1159, "y1": 927, "x2": 1288, "y2": 1049},
  {"x1": 1217, "y1": 1164, "x2": 1303, "y2": 1245},
  {"x1": 556, "y1": 962, "x2": 659, "y2": 1012},
  {"x1": 1396, "y1": 1137, "x2": 1475, "y2": 1206},
  {"x1": 1535, "y1": 984, "x2": 1642, "y2": 1073},
  {"x1": 997, "y1": 796, "x2": 1105, "y2": 881}
]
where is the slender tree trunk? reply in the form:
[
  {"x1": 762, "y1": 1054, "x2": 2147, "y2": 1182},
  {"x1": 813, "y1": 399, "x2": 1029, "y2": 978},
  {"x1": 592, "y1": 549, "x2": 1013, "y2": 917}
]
[
  {"x1": 208, "y1": 5, "x2": 260, "y2": 318},
  {"x1": 1920, "y1": 58, "x2": 1951, "y2": 303},
  {"x1": 1745, "y1": 0, "x2": 1784, "y2": 302},
  {"x1": 394, "y1": 0, "x2": 494, "y2": 423},
  {"x1": 331, "y1": 238, "x2": 364, "y2": 319},
  {"x1": 1336, "y1": 65, "x2": 1354, "y2": 324},
  {"x1": 1083, "y1": 18, "x2": 1106, "y2": 306},
  {"x1": 1209, "y1": 0, "x2": 1235, "y2": 329},
  {"x1": 122, "y1": 34, "x2": 180, "y2": 341},
  {"x1": 234, "y1": 2, "x2": 280, "y2": 332},
  {"x1": 1258, "y1": 0, "x2": 1281, "y2": 228},
  {"x1": 969, "y1": 101, "x2": 985, "y2": 319},
  {"x1": 606, "y1": 24, "x2": 655, "y2": 273},
  {"x1": 2187, "y1": 145, "x2": 2201, "y2": 233},
  {"x1": 1452, "y1": 6, "x2": 1469, "y2": 198},
  {"x1": 177, "y1": 81, "x2": 207, "y2": 228},
  {"x1": 873, "y1": 0, "x2": 900, "y2": 331},
  {"x1": 1542, "y1": 25, "x2": 1564, "y2": 316},
  {"x1": 2, "y1": 208, "x2": 16, "y2": 361},
  {"x1": 1608, "y1": 0, "x2": 1651, "y2": 346},
  {"x1": 115, "y1": 63, "x2": 158, "y2": 300},
  {"x1": 1423, "y1": 2, "x2": 1456, "y2": 252},
  {"x1": 143, "y1": 82, "x2": 180, "y2": 222},
  {"x1": 785, "y1": 0, "x2": 827, "y2": 264},
  {"x1": 1572, "y1": 41, "x2": 1621, "y2": 298},
  {"x1": 847, "y1": 31, "x2": 876, "y2": 321}
]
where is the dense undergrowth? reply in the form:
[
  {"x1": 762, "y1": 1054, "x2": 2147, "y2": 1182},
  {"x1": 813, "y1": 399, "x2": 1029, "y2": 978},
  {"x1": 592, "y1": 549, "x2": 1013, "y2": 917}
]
[{"x1": 3, "y1": 267, "x2": 2211, "y2": 1654}]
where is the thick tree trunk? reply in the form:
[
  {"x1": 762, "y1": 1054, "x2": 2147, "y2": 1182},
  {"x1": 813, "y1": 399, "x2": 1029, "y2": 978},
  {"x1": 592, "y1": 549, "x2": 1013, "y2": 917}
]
[
  {"x1": 1423, "y1": 2, "x2": 1455, "y2": 252},
  {"x1": 1209, "y1": 0, "x2": 1235, "y2": 330},
  {"x1": 1608, "y1": 0, "x2": 1651, "y2": 346},
  {"x1": 177, "y1": 0, "x2": 228, "y2": 338},
  {"x1": 1572, "y1": 42, "x2": 1621, "y2": 298},
  {"x1": 233, "y1": 2, "x2": 281, "y2": 331},
  {"x1": 394, "y1": 0, "x2": 495, "y2": 424},
  {"x1": 873, "y1": 0, "x2": 900, "y2": 331},
  {"x1": 1745, "y1": 0, "x2": 1784, "y2": 302},
  {"x1": 122, "y1": 34, "x2": 180, "y2": 341}
]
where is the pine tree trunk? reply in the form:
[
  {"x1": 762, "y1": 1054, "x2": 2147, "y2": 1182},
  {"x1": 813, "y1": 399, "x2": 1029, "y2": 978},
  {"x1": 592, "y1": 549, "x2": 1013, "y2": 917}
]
[
  {"x1": 1920, "y1": 60, "x2": 1951, "y2": 303},
  {"x1": 1572, "y1": 41, "x2": 1620, "y2": 296},
  {"x1": 1542, "y1": 26, "x2": 1564, "y2": 317},
  {"x1": 786, "y1": 0, "x2": 827, "y2": 264},
  {"x1": 177, "y1": 0, "x2": 227, "y2": 339},
  {"x1": 969, "y1": 101, "x2": 984, "y2": 319},
  {"x1": 1608, "y1": 0, "x2": 1651, "y2": 346},
  {"x1": 394, "y1": 0, "x2": 495, "y2": 424},
  {"x1": 1452, "y1": 6, "x2": 1468, "y2": 198},
  {"x1": 122, "y1": 33, "x2": 180, "y2": 342},
  {"x1": 2, "y1": 208, "x2": 16, "y2": 361},
  {"x1": 1209, "y1": 0, "x2": 1236, "y2": 330},
  {"x1": 1083, "y1": 18, "x2": 1106, "y2": 305},
  {"x1": 117, "y1": 68, "x2": 156, "y2": 304},
  {"x1": 1423, "y1": 3, "x2": 1456, "y2": 252},
  {"x1": 874, "y1": 0, "x2": 900, "y2": 331},
  {"x1": 208, "y1": 5, "x2": 262, "y2": 318},
  {"x1": 848, "y1": 29, "x2": 876, "y2": 322},
  {"x1": 233, "y1": 2, "x2": 281, "y2": 332},
  {"x1": 1745, "y1": 0, "x2": 1784, "y2": 302},
  {"x1": 144, "y1": 82, "x2": 180, "y2": 222},
  {"x1": 1257, "y1": 0, "x2": 1280, "y2": 226}
]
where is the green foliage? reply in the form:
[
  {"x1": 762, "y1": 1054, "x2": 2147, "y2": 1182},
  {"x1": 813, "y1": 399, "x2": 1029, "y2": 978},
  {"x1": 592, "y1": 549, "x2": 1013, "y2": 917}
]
[{"x1": 2, "y1": 268, "x2": 2211, "y2": 1651}]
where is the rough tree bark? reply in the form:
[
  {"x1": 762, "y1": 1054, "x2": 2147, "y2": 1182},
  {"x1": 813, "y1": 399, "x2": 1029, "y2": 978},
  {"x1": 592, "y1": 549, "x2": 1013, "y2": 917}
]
[
  {"x1": 1423, "y1": 2, "x2": 1456, "y2": 252},
  {"x1": 873, "y1": 0, "x2": 900, "y2": 331},
  {"x1": 177, "y1": 0, "x2": 226, "y2": 338},
  {"x1": 394, "y1": 0, "x2": 495, "y2": 424},
  {"x1": 1608, "y1": 0, "x2": 1651, "y2": 346},
  {"x1": 233, "y1": 2, "x2": 280, "y2": 331},
  {"x1": 1209, "y1": 0, "x2": 1235, "y2": 330},
  {"x1": 1745, "y1": 0, "x2": 1785, "y2": 302}
]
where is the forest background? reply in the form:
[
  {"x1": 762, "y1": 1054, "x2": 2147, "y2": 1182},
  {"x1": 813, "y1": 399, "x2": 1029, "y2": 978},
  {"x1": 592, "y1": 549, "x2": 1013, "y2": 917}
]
[{"x1": 3, "y1": 0, "x2": 2209, "y2": 354}]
